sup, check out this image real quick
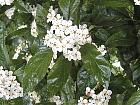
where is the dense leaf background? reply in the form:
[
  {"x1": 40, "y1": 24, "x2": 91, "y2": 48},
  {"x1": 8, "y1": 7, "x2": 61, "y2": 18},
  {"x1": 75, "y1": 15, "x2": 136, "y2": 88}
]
[{"x1": 0, "y1": 0, "x2": 140, "y2": 105}]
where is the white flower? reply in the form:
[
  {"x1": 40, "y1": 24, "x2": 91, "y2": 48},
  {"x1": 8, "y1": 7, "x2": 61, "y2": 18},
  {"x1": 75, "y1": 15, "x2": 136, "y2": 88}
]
[
  {"x1": 5, "y1": 0, "x2": 14, "y2": 5},
  {"x1": 17, "y1": 25, "x2": 27, "y2": 30},
  {"x1": 0, "y1": 66, "x2": 23, "y2": 100},
  {"x1": 30, "y1": 5, "x2": 37, "y2": 17},
  {"x1": 112, "y1": 60, "x2": 124, "y2": 71},
  {"x1": 28, "y1": 91, "x2": 40, "y2": 104},
  {"x1": 78, "y1": 87, "x2": 112, "y2": 105},
  {"x1": 50, "y1": 95, "x2": 63, "y2": 105},
  {"x1": 12, "y1": 41, "x2": 28, "y2": 59},
  {"x1": 0, "y1": 0, "x2": 14, "y2": 6},
  {"x1": 134, "y1": 0, "x2": 140, "y2": 5},
  {"x1": 97, "y1": 45, "x2": 107, "y2": 56},
  {"x1": 12, "y1": 52, "x2": 19, "y2": 59},
  {"x1": 31, "y1": 19, "x2": 38, "y2": 37},
  {"x1": 5, "y1": 7, "x2": 15, "y2": 19},
  {"x1": 0, "y1": 0, "x2": 5, "y2": 6},
  {"x1": 22, "y1": 53, "x2": 32, "y2": 63},
  {"x1": 44, "y1": 6, "x2": 92, "y2": 61}
]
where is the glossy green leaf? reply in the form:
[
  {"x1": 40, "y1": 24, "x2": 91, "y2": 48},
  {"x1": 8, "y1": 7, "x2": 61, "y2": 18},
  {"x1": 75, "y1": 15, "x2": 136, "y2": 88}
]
[
  {"x1": 47, "y1": 56, "x2": 72, "y2": 96},
  {"x1": 58, "y1": 0, "x2": 80, "y2": 19},
  {"x1": 77, "y1": 69, "x2": 97, "y2": 97},
  {"x1": 94, "y1": 28, "x2": 110, "y2": 41},
  {"x1": 127, "y1": 90, "x2": 140, "y2": 105},
  {"x1": 23, "y1": 49, "x2": 53, "y2": 92},
  {"x1": 8, "y1": 28, "x2": 30, "y2": 39},
  {"x1": 61, "y1": 76, "x2": 76, "y2": 104},
  {"x1": 96, "y1": 0, "x2": 131, "y2": 7},
  {"x1": 106, "y1": 31, "x2": 135, "y2": 47},
  {"x1": 130, "y1": 60, "x2": 140, "y2": 81},
  {"x1": 0, "y1": 21, "x2": 10, "y2": 67},
  {"x1": 80, "y1": 43, "x2": 111, "y2": 84}
]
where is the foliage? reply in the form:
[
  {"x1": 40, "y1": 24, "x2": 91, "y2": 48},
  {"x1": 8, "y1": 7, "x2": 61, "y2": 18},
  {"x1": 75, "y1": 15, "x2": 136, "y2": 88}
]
[{"x1": 0, "y1": 0, "x2": 140, "y2": 105}]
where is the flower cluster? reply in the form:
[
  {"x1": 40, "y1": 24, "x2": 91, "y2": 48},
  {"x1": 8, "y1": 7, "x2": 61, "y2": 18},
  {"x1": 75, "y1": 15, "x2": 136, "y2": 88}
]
[
  {"x1": 0, "y1": 66, "x2": 23, "y2": 100},
  {"x1": 5, "y1": 7, "x2": 15, "y2": 19},
  {"x1": 28, "y1": 91, "x2": 40, "y2": 104},
  {"x1": 49, "y1": 95, "x2": 63, "y2": 105},
  {"x1": 97, "y1": 45, "x2": 107, "y2": 56},
  {"x1": 44, "y1": 6, "x2": 92, "y2": 61},
  {"x1": 17, "y1": 24, "x2": 27, "y2": 30},
  {"x1": 0, "y1": 0, "x2": 14, "y2": 6},
  {"x1": 22, "y1": 53, "x2": 32, "y2": 63},
  {"x1": 12, "y1": 41, "x2": 28, "y2": 59},
  {"x1": 78, "y1": 87, "x2": 112, "y2": 105},
  {"x1": 112, "y1": 60, "x2": 124, "y2": 71},
  {"x1": 134, "y1": 0, "x2": 140, "y2": 5},
  {"x1": 30, "y1": 6, "x2": 38, "y2": 37}
]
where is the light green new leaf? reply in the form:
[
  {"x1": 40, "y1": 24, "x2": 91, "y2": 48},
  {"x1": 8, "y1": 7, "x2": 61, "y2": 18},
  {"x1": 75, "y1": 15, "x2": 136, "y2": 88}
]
[
  {"x1": 23, "y1": 49, "x2": 53, "y2": 92},
  {"x1": 80, "y1": 43, "x2": 111, "y2": 84},
  {"x1": 47, "y1": 56, "x2": 72, "y2": 96},
  {"x1": 127, "y1": 90, "x2": 140, "y2": 105}
]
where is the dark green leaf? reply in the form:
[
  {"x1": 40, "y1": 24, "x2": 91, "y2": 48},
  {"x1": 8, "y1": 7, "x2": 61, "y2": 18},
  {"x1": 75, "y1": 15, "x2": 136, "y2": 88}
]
[
  {"x1": 106, "y1": 31, "x2": 135, "y2": 47},
  {"x1": 47, "y1": 56, "x2": 72, "y2": 96},
  {"x1": 58, "y1": 0, "x2": 80, "y2": 19},
  {"x1": 80, "y1": 43, "x2": 111, "y2": 84},
  {"x1": 96, "y1": 0, "x2": 131, "y2": 8},
  {"x1": 23, "y1": 49, "x2": 53, "y2": 92},
  {"x1": 61, "y1": 76, "x2": 75, "y2": 105},
  {"x1": 127, "y1": 90, "x2": 140, "y2": 105}
]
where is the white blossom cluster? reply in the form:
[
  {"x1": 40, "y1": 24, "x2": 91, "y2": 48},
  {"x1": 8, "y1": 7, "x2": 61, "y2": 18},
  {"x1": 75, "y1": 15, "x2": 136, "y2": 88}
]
[
  {"x1": 0, "y1": 0, "x2": 14, "y2": 6},
  {"x1": 5, "y1": 7, "x2": 15, "y2": 19},
  {"x1": 112, "y1": 60, "x2": 124, "y2": 71},
  {"x1": 134, "y1": 0, "x2": 140, "y2": 5},
  {"x1": 97, "y1": 45, "x2": 107, "y2": 56},
  {"x1": 17, "y1": 24, "x2": 27, "y2": 30},
  {"x1": 44, "y1": 6, "x2": 92, "y2": 62},
  {"x1": 28, "y1": 91, "x2": 40, "y2": 104},
  {"x1": 49, "y1": 95, "x2": 63, "y2": 105},
  {"x1": 30, "y1": 6, "x2": 38, "y2": 37},
  {"x1": 0, "y1": 66, "x2": 23, "y2": 100},
  {"x1": 92, "y1": 43, "x2": 107, "y2": 56},
  {"x1": 12, "y1": 41, "x2": 28, "y2": 59},
  {"x1": 78, "y1": 87, "x2": 112, "y2": 105},
  {"x1": 22, "y1": 53, "x2": 32, "y2": 63}
]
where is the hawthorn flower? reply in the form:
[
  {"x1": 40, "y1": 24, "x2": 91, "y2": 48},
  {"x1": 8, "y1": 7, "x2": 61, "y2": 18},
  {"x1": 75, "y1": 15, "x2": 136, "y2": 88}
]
[
  {"x1": 0, "y1": 0, "x2": 14, "y2": 6},
  {"x1": 12, "y1": 41, "x2": 28, "y2": 59},
  {"x1": 31, "y1": 19, "x2": 38, "y2": 37},
  {"x1": 134, "y1": 0, "x2": 140, "y2": 5},
  {"x1": 97, "y1": 45, "x2": 107, "y2": 56},
  {"x1": 0, "y1": 66, "x2": 23, "y2": 100},
  {"x1": 22, "y1": 53, "x2": 32, "y2": 63},
  {"x1": 30, "y1": 5, "x2": 37, "y2": 17},
  {"x1": 30, "y1": 5, "x2": 38, "y2": 37},
  {"x1": 17, "y1": 25, "x2": 27, "y2": 30},
  {"x1": 28, "y1": 91, "x2": 40, "y2": 104},
  {"x1": 5, "y1": 7, "x2": 15, "y2": 19},
  {"x1": 50, "y1": 95, "x2": 63, "y2": 105},
  {"x1": 78, "y1": 87, "x2": 112, "y2": 105},
  {"x1": 44, "y1": 6, "x2": 92, "y2": 61},
  {"x1": 112, "y1": 60, "x2": 124, "y2": 71}
]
